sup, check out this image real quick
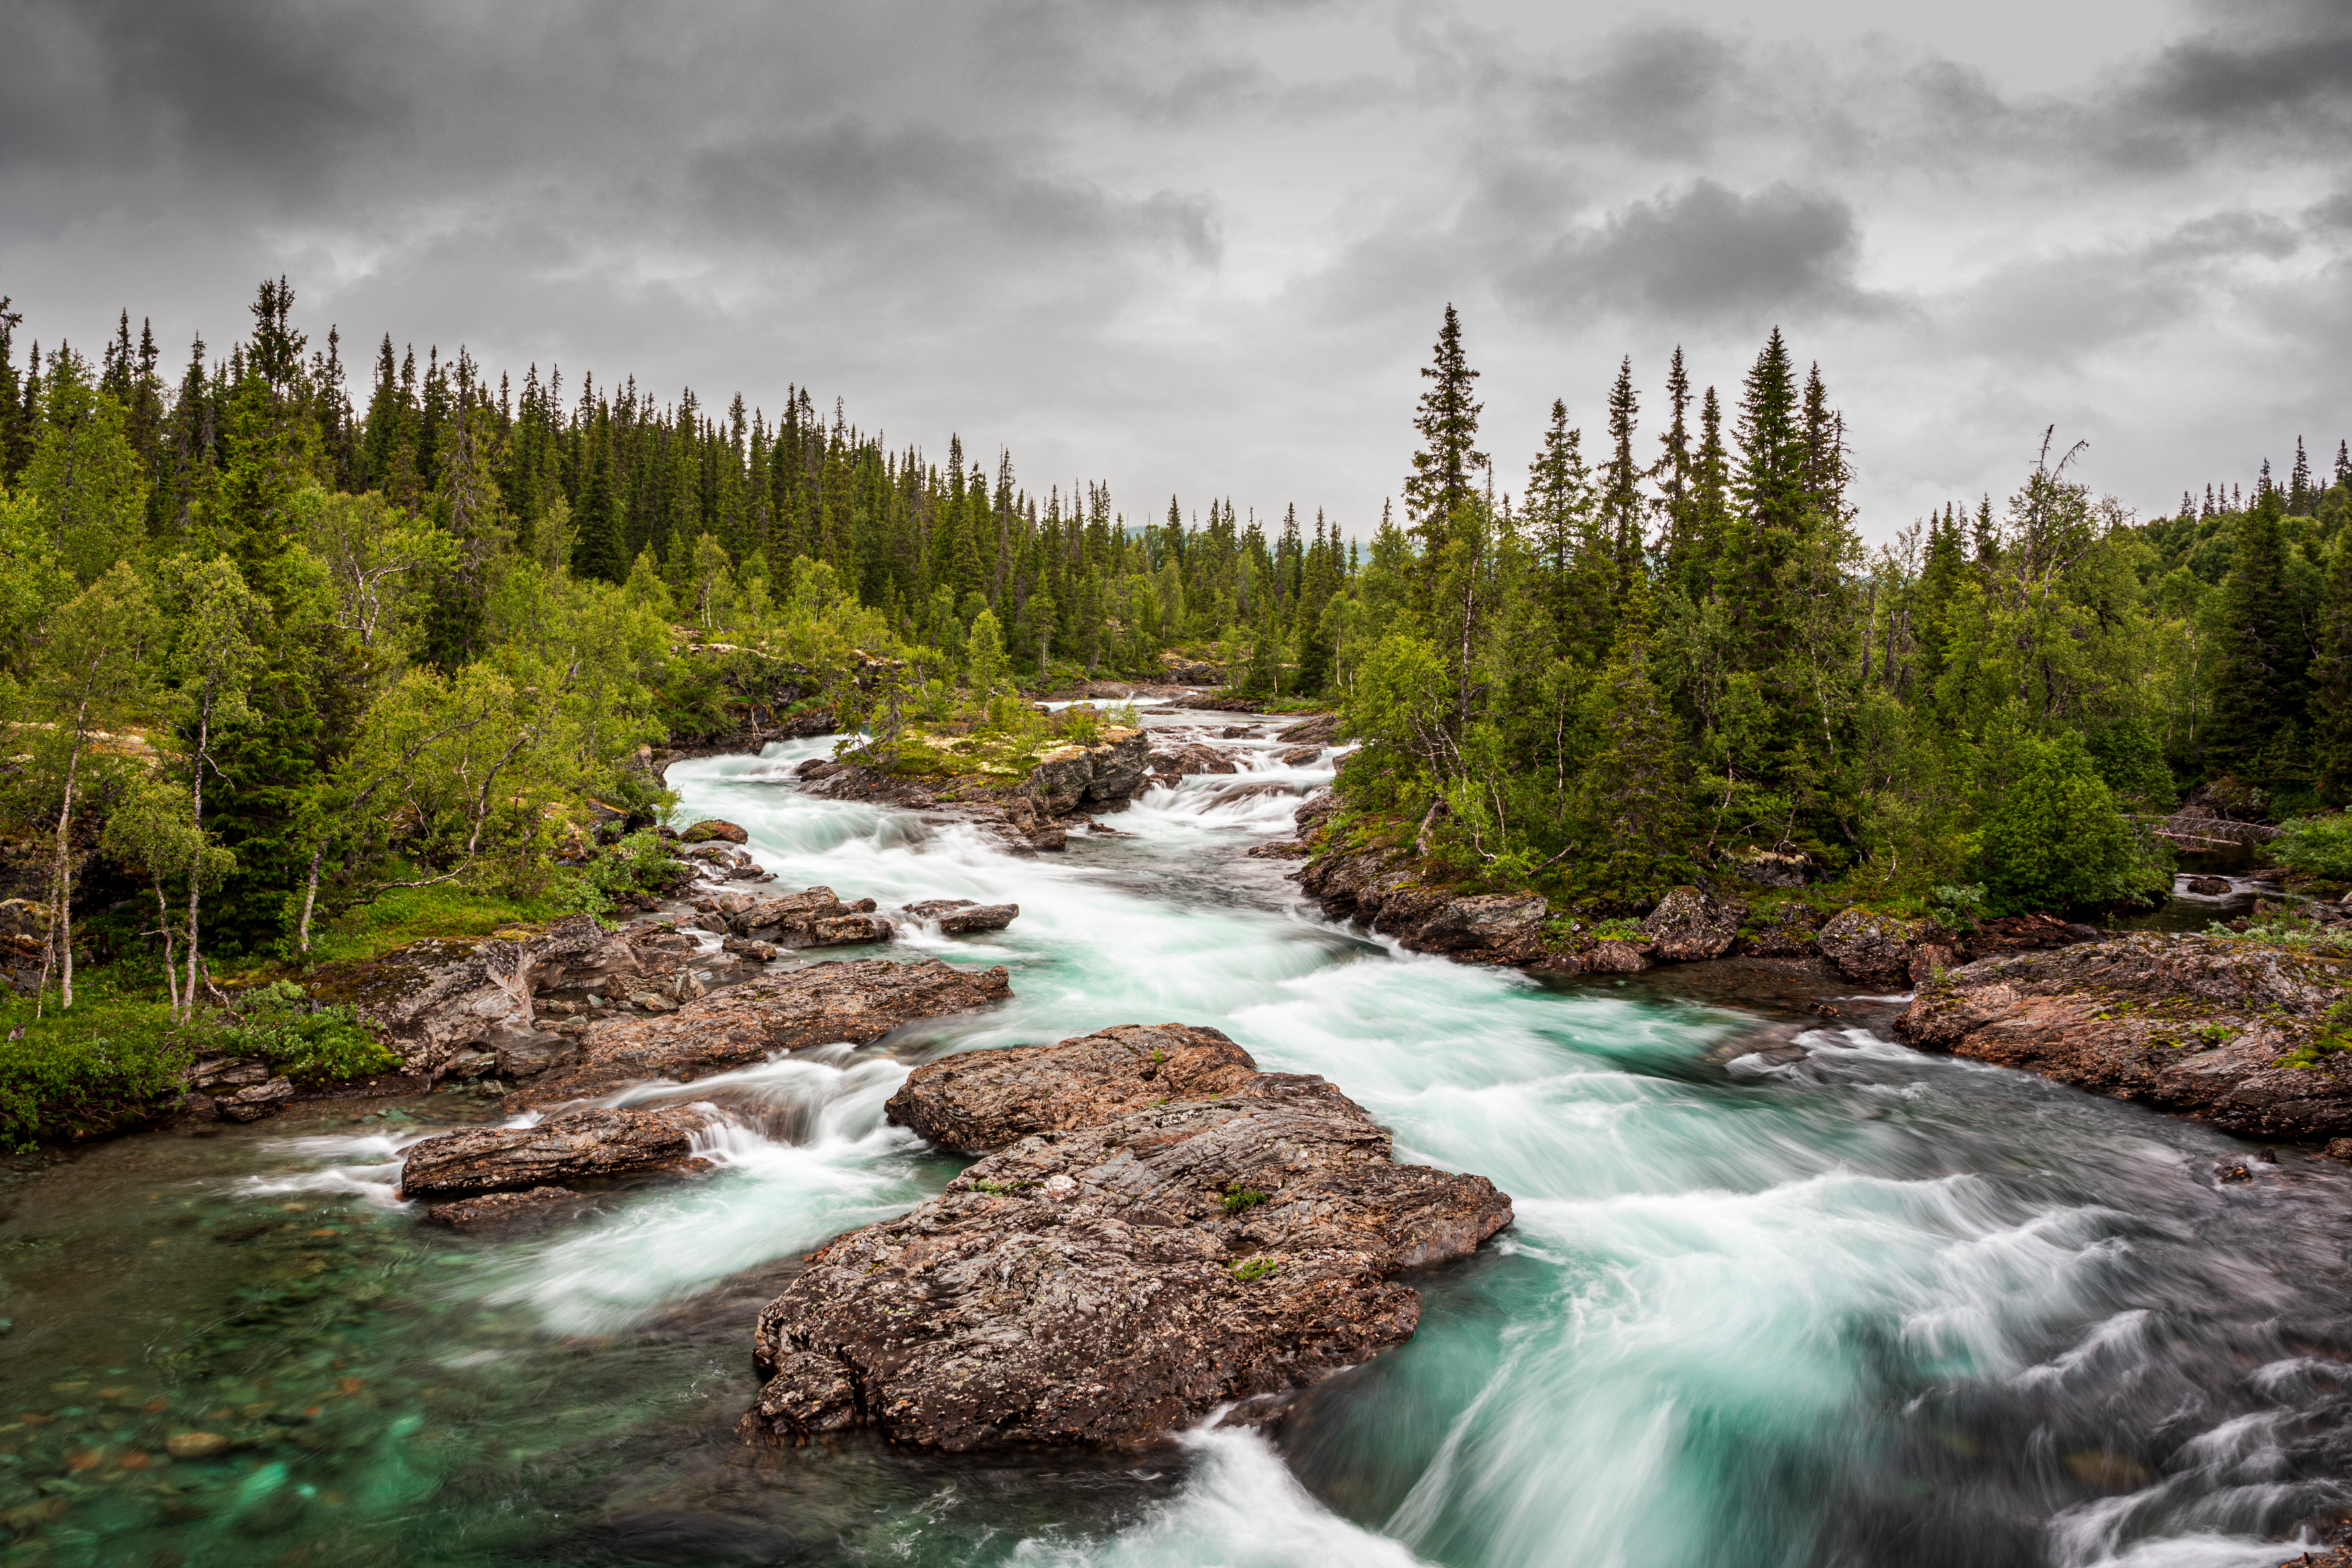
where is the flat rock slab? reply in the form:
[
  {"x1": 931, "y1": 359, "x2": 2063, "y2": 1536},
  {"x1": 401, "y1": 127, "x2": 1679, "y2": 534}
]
[
  {"x1": 743, "y1": 1027, "x2": 1512, "y2": 1452},
  {"x1": 400, "y1": 1107, "x2": 711, "y2": 1197},
  {"x1": 508, "y1": 958, "x2": 1014, "y2": 1109},
  {"x1": 424, "y1": 1185, "x2": 583, "y2": 1230},
  {"x1": 1895, "y1": 932, "x2": 2352, "y2": 1139},
  {"x1": 886, "y1": 1023, "x2": 1258, "y2": 1152}
]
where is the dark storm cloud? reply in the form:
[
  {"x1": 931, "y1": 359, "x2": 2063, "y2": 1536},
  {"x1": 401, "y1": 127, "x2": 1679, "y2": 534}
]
[
  {"x1": 1506, "y1": 180, "x2": 1889, "y2": 322},
  {"x1": 3, "y1": 0, "x2": 2349, "y2": 538}
]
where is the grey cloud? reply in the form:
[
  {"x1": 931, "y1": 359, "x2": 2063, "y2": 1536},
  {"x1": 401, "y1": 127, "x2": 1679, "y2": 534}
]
[
  {"x1": 1506, "y1": 180, "x2": 1889, "y2": 323},
  {"x1": 1530, "y1": 25, "x2": 1746, "y2": 160}
]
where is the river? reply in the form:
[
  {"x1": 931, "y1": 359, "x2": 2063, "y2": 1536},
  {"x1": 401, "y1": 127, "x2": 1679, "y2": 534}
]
[{"x1": 2, "y1": 710, "x2": 2349, "y2": 1567}]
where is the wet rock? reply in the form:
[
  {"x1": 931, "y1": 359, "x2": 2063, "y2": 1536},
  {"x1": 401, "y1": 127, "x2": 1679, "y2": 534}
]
[
  {"x1": 1279, "y1": 745, "x2": 1321, "y2": 766},
  {"x1": 164, "y1": 1431, "x2": 232, "y2": 1460},
  {"x1": 1816, "y1": 908, "x2": 1922, "y2": 982},
  {"x1": 1153, "y1": 742, "x2": 1240, "y2": 776},
  {"x1": 424, "y1": 1185, "x2": 582, "y2": 1231},
  {"x1": 1968, "y1": 912, "x2": 2103, "y2": 956},
  {"x1": 510, "y1": 958, "x2": 1014, "y2": 1107},
  {"x1": 1275, "y1": 714, "x2": 1339, "y2": 746},
  {"x1": 681, "y1": 819, "x2": 750, "y2": 845},
  {"x1": 400, "y1": 1106, "x2": 713, "y2": 1197},
  {"x1": 2185, "y1": 876, "x2": 2235, "y2": 896},
  {"x1": 1584, "y1": 940, "x2": 1654, "y2": 974},
  {"x1": 904, "y1": 900, "x2": 1020, "y2": 934},
  {"x1": 1161, "y1": 658, "x2": 1224, "y2": 685},
  {"x1": 1893, "y1": 932, "x2": 2352, "y2": 1140},
  {"x1": 1245, "y1": 839, "x2": 1310, "y2": 859},
  {"x1": 744, "y1": 1035, "x2": 1513, "y2": 1452},
  {"x1": 1022, "y1": 731, "x2": 1153, "y2": 815},
  {"x1": 2275, "y1": 1547, "x2": 2352, "y2": 1568},
  {"x1": 184, "y1": 1057, "x2": 270, "y2": 1093},
  {"x1": 721, "y1": 935, "x2": 780, "y2": 961},
  {"x1": 1909, "y1": 944, "x2": 1958, "y2": 986},
  {"x1": 494, "y1": 1033, "x2": 579, "y2": 1079},
  {"x1": 1739, "y1": 903, "x2": 1823, "y2": 959},
  {"x1": 886, "y1": 1023, "x2": 1260, "y2": 1152},
  {"x1": 1218, "y1": 725, "x2": 1256, "y2": 739},
  {"x1": 1413, "y1": 894, "x2": 1549, "y2": 956},
  {"x1": 1641, "y1": 886, "x2": 1744, "y2": 962},
  {"x1": 306, "y1": 914, "x2": 633, "y2": 1076},
  {"x1": 1293, "y1": 790, "x2": 1338, "y2": 834},
  {"x1": 217, "y1": 1077, "x2": 295, "y2": 1122},
  {"x1": 731, "y1": 886, "x2": 897, "y2": 948}
]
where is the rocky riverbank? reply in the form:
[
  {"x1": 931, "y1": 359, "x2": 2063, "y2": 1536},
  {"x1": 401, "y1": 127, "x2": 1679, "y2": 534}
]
[
  {"x1": 738, "y1": 1022, "x2": 1513, "y2": 1452},
  {"x1": 797, "y1": 728, "x2": 1155, "y2": 851},
  {"x1": 1894, "y1": 932, "x2": 2352, "y2": 1140}
]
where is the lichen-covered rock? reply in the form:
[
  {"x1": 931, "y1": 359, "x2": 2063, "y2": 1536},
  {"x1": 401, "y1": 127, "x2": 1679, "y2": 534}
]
[
  {"x1": 743, "y1": 1042, "x2": 1512, "y2": 1452},
  {"x1": 1893, "y1": 932, "x2": 2352, "y2": 1140},
  {"x1": 1413, "y1": 894, "x2": 1549, "y2": 956},
  {"x1": 1816, "y1": 908, "x2": 1922, "y2": 981},
  {"x1": 400, "y1": 1107, "x2": 712, "y2": 1197},
  {"x1": 1022, "y1": 731, "x2": 1152, "y2": 814},
  {"x1": 1583, "y1": 939, "x2": 1653, "y2": 974},
  {"x1": 1641, "y1": 886, "x2": 1744, "y2": 962},
  {"x1": 305, "y1": 914, "x2": 640, "y2": 1075},
  {"x1": 508, "y1": 957, "x2": 1013, "y2": 1108},
  {"x1": 886, "y1": 1023, "x2": 1259, "y2": 1152},
  {"x1": 681, "y1": 819, "x2": 750, "y2": 844}
]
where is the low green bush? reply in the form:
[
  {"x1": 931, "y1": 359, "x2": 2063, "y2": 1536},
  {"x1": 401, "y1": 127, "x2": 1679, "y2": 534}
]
[
  {"x1": 213, "y1": 979, "x2": 399, "y2": 1086},
  {"x1": 2272, "y1": 814, "x2": 2352, "y2": 881},
  {"x1": 0, "y1": 979, "x2": 189, "y2": 1149}
]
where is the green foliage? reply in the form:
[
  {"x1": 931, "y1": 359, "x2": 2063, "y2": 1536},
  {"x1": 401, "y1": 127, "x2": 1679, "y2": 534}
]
[
  {"x1": 213, "y1": 979, "x2": 398, "y2": 1085},
  {"x1": 0, "y1": 975, "x2": 189, "y2": 1148},
  {"x1": 1221, "y1": 1185, "x2": 1271, "y2": 1213},
  {"x1": 1977, "y1": 729, "x2": 2166, "y2": 914},
  {"x1": 2272, "y1": 813, "x2": 2352, "y2": 880},
  {"x1": 1926, "y1": 883, "x2": 1987, "y2": 930},
  {"x1": 2276, "y1": 1000, "x2": 2352, "y2": 1071},
  {"x1": 1230, "y1": 1256, "x2": 1281, "y2": 1283}
]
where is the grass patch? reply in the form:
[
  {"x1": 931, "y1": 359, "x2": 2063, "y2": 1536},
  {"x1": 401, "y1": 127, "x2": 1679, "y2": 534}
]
[
  {"x1": 1220, "y1": 1185, "x2": 1271, "y2": 1213},
  {"x1": 1230, "y1": 1256, "x2": 1280, "y2": 1283}
]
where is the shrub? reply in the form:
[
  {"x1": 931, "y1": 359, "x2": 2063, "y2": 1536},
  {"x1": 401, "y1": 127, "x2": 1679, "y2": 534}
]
[
  {"x1": 215, "y1": 979, "x2": 399, "y2": 1086},
  {"x1": 1231, "y1": 1256, "x2": 1280, "y2": 1283},
  {"x1": 2272, "y1": 814, "x2": 2352, "y2": 881},
  {"x1": 0, "y1": 981, "x2": 189, "y2": 1148},
  {"x1": 1979, "y1": 731, "x2": 2168, "y2": 914},
  {"x1": 1221, "y1": 1185, "x2": 1271, "y2": 1213}
]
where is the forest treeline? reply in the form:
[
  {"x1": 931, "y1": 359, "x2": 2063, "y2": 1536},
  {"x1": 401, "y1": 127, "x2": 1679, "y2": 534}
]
[
  {"x1": 1337, "y1": 306, "x2": 2352, "y2": 918},
  {"x1": 1, "y1": 278, "x2": 2348, "y2": 1013},
  {"x1": 0, "y1": 278, "x2": 1355, "y2": 1002}
]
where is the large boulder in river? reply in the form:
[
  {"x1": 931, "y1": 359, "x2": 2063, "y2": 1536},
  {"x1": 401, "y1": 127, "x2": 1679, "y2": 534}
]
[
  {"x1": 1893, "y1": 932, "x2": 2352, "y2": 1140},
  {"x1": 904, "y1": 899, "x2": 1019, "y2": 934},
  {"x1": 306, "y1": 914, "x2": 628, "y2": 1076},
  {"x1": 1411, "y1": 894, "x2": 1549, "y2": 957},
  {"x1": 400, "y1": 1107, "x2": 712, "y2": 1197},
  {"x1": 1816, "y1": 908, "x2": 1922, "y2": 982},
  {"x1": 1021, "y1": 730, "x2": 1152, "y2": 815},
  {"x1": 886, "y1": 1022, "x2": 1257, "y2": 1152},
  {"x1": 681, "y1": 819, "x2": 750, "y2": 844},
  {"x1": 1641, "y1": 886, "x2": 1744, "y2": 962},
  {"x1": 508, "y1": 957, "x2": 1013, "y2": 1109},
  {"x1": 743, "y1": 1032, "x2": 1512, "y2": 1452},
  {"x1": 729, "y1": 886, "x2": 895, "y2": 947}
]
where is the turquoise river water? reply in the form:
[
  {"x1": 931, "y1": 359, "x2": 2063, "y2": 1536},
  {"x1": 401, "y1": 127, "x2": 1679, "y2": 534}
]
[{"x1": 3, "y1": 709, "x2": 2351, "y2": 1567}]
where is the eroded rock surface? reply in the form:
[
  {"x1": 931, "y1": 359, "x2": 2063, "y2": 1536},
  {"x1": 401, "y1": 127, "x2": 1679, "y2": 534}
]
[
  {"x1": 508, "y1": 957, "x2": 1013, "y2": 1108},
  {"x1": 885, "y1": 1023, "x2": 1258, "y2": 1152},
  {"x1": 1642, "y1": 886, "x2": 1744, "y2": 961},
  {"x1": 400, "y1": 1107, "x2": 711, "y2": 1197},
  {"x1": 1817, "y1": 908, "x2": 1923, "y2": 982},
  {"x1": 424, "y1": 1185, "x2": 582, "y2": 1230},
  {"x1": 1894, "y1": 933, "x2": 2352, "y2": 1139},
  {"x1": 742, "y1": 1026, "x2": 1512, "y2": 1452},
  {"x1": 903, "y1": 899, "x2": 1020, "y2": 934}
]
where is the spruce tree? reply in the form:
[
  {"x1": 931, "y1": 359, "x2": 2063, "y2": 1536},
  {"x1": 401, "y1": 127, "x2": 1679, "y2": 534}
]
[
  {"x1": 1576, "y1": 571, "x2": 1691, "y2": 898},
  {"x1": 1403, "y1": 304, "x2": 1484, "y2": 572},
  {"x1": 2207, "y1": 487, "x2": 2306, "y2": 778},
  {"x1": 571, "y1": 438, "x2": 628, "y2": 584},
  {"x1": 2312, "y1": 528, "x2": 2352, "y2": 804},
  {"x1": 1598, "y1": 355, "x2": 1643, "y2": 597}
]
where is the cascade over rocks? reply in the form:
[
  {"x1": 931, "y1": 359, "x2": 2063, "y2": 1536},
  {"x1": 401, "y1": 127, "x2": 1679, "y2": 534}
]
[
  {"x1": 799, "y1": 731, "x2": 1156, "y2": 852},
  {"x1": 740, "y1": 1024, "x2": 1513, "y2": 1452},
  {"x1": 1894, "y1": 933, "x2": 2352, "y2": 1139},
  {"x1": 508, "y1": 957, "x2": 1013, "y2": 1109},
  {"x1": 400, "y1": 1107, "x2": 713, "y2": 1197}
]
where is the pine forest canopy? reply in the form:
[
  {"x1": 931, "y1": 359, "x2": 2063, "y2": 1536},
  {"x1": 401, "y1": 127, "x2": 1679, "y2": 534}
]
[{"x1": 0, "y1": 278, "x2": 2347, "y2": 1000}]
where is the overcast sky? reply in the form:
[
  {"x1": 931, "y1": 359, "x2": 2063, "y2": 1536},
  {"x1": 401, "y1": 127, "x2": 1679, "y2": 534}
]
[{"x1": 4, "y1": 0, "x2": 2348, "y2": 540}]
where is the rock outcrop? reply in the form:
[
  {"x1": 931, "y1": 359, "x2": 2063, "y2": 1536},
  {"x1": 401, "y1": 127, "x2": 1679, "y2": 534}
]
[
  {"x1": 508, "y1": 957, "x2": 1014, "y2": 1108},
  {"x1": 721, "y1": 886, "x2": 895, "y2": 947},
  {"x1": 1641, "y1": 886, "x2": 1744, "y2": 961},
  {"x1": 1894, "y1": 933, "x2": 2352, "y2": 1140},
  {"x1": 800, "y1": 731, "x2": 1158, "y2": 852},
  {"x1": 884, "y1": 1023, "x2": 1258, "y2": 1151},
  {"x1": 400, "y1": 1106, "x2": 712, "y2": 1197},
  {"x1": 740, "y1": 1024, "x2": 1513, "y2": 1452},
  {"x1": 1816, "y1": 908, "x2": 1923, "y2": 982},
  {"x1": 903, "y1": 899, "x2": 1020, "y2": 934},
  {"x1": 423, "y1": 1185, "x2": 583, "y2": 1230}
]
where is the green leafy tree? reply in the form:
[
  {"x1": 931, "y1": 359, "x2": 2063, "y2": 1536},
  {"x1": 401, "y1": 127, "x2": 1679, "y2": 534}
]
[
  {"x1": 22, "y1": 347, "x2": 146, "y2": 586},
  {"x1": 1977, "y1": 729, "x2": 2162, "y2": 914}
]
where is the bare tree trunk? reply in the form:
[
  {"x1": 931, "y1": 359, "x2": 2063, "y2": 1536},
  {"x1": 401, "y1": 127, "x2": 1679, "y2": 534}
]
[
  {"x1": 297, "y1": 845, "x2": 326, "y2": 953},
  {"x1": 152, "y1": 873, "x2": 180, "y2": 1016},
  {"x1": 35, "y1": 697, "x2": 91, "y2": 1018},
  {"x1": 184, "y1": 696, "x2": 211, "y2": 1022}
]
